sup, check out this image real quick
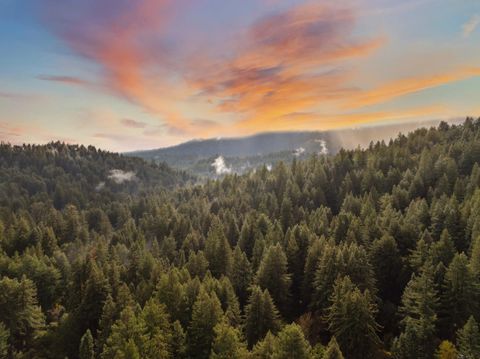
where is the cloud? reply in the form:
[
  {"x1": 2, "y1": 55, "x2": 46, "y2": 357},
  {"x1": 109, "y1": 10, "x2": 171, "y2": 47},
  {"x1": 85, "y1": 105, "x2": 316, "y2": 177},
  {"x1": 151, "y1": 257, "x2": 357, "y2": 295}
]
[
  {"x1": 346, "y1": 67, "x2": 480, "y2": 109},
  {"x1": 120, "y1": 118, "x2": 147, "y2": 128},
  {"x1": 41, "y1": 0, "x2": 195, "y2": 134},
  {"x1": 108, "y1": 169, "x2": 137, "y2": 184},
  {"x1": 294, "y1": 147, "x2": 305, "y2": 157},
  {"x1": 188, "y1": 3, "x2": 384, "y2": 130},
  {"x1": 463, "y1": 14, "x2": 480, "y2": 38},
  {"x1": 37, "y1": 75, "x2": 95, "y2": 87},
  {"x1": 38, "y1": 0, "x2": 477, "y2": 142},
  {"x1": 212, "y1": 156, "x2": 232, "y2": 175},
  {"x1": 315, "y1": 139, "x2": 328, "y2": 155}
]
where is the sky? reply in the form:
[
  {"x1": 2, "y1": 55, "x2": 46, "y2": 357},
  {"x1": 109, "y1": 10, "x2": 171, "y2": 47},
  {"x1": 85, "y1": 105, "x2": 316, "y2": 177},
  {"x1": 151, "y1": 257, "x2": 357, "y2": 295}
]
[{"x1": 0, "y1": 0, "x2": 479, "y2": 152}]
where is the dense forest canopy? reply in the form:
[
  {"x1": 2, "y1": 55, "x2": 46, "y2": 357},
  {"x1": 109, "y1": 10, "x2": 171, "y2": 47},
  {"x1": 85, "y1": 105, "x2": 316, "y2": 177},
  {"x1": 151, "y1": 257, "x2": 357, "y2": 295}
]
[{"x1": 1, "y1": 119, "x2": 480, "y2": 358}]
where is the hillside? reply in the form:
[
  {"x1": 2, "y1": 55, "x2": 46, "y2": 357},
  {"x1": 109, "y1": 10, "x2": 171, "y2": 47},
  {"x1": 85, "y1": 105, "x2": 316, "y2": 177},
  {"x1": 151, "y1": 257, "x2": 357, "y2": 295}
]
[
  {"x1": 1, "y1": 119, "x2": 480, "y2": 358},
  {"x1": 0, "y1": 142, "x2": 192, "y2": 210},
  {"x1": 129, "y1": 119, "x2": 459, "y2": 177}
]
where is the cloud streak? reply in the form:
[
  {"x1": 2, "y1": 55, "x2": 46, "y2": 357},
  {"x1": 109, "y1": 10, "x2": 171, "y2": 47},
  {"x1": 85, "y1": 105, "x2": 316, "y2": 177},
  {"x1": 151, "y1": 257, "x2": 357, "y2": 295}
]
[
  {"x1": 346, "y1": 67, "x2": 480, "y2": 109},
  {"x1": 463, "y1": 14, "x2": 480, "y2": 37},
  {"x1": 37, "y1": 0, "x2": 480, "y2": 143}
]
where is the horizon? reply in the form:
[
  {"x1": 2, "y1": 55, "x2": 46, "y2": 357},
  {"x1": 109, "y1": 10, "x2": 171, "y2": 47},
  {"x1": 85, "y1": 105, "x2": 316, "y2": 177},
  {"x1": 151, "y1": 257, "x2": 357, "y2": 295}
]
[{"x1": 1, "y1": 0, "x2": 480, "y2": 152}]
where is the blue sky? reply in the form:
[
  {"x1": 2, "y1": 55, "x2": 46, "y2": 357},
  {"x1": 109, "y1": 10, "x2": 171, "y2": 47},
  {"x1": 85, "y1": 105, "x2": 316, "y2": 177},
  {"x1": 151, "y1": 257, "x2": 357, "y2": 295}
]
[{"x1": 0, "y1": 0, "x2": 479, "y2": 151}]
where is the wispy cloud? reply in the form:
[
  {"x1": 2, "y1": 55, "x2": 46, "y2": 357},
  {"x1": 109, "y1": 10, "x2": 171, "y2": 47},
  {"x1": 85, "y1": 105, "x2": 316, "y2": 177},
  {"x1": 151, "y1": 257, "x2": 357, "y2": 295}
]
[
  {"x1": 38, "y1": 0, "x2": 480, "y2": 142},
  {"x1": 463, "y1": 14, "x2": 480, "y2": 37},
  {"x1": 120, "y1": 118, "x2": 147, "y2": 129},
  {"x1": 346, "y1": 67, "x2": 480, "y2": 109},
  {"x1": 188, "y1": 3, "x2": 385, "y2": 132}
]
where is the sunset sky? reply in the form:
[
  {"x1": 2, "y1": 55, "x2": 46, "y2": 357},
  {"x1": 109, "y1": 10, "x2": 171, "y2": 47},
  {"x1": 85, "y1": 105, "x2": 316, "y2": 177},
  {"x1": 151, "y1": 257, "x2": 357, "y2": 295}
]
[{"x1": 1, "y1": 0, "x2": 479, "y2": 151}]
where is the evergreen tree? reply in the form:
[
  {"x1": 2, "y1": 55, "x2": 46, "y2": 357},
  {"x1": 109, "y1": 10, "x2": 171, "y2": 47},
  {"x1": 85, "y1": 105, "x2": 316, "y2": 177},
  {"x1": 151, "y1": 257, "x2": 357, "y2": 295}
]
[
  {"x1": 0, "y1": 323, "x2": 9, "y2": 359},
  {"x1": 394, "y1": 263, "x2": 439, "y2": 359},
  {"x1": 435, "y1": 341, "x2": 457, "y2": 359},
  {"x1": 470, "y1": 236, "x2": 480, "y2": 277},
  {"x1": 244, "y1": 286, "x2": 281, "y2": 348},
  {"x1": 256, "y1": 244, "x2": 291, "y2": 315},
  {"x1": 0, "y1": 276, "x2": 45, "y2": 353},
  {"x1": 210, "y1": 320, "x2": 248, "y2": 359},
  {"x1": 205, "y1": 221, "x2": 233, "y2": 278},
  {"x1": 441, "y1": 253, "x2": 479, "y2": 337},
  {"x1": 79, "y1": 329, "x2": 94, "y2": 359},
  {"x1": 251, "y1": 331, "x2": 276, "y2": 359},
  {"x1": 272, "y1": 323, "x2": 312, "y2": 359},
  {"x1": 369, "y1": 233, "x2": 402, "y2": 302},
  {"x1": 230, "y1": 246, "x2": 253, "y2": 306},
  {"x1": 456, "y1": 316, "x2": 480, "y2": 359},
  {"x1": 187, "y1": 289, "x2": 223, "y2": 359},
  {"x1": 171, "y1": 320, "x2": 187, "y2": 359},
  {"x1": 326, "y1": 276, "x2": 380, "y2": 359},
  {"x1": 322, "y1": 336, "x2": 344, "y2": 359},
  {"x1": 430, "y1": 229, "x2": 456, "y2": 267}
]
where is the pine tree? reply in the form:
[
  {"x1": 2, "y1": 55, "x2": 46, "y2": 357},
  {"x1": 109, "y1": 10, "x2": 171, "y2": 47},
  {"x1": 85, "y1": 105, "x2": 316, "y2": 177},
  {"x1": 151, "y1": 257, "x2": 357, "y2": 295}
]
[
  {"x1": 101, "y1": 306, "x2": 148, "y2": 359},
  {"x1": 210, "y1": 320, "x2": 248, "y2": 359},
  {"x1": 251, "y1": 331, "x2": 276, "y2": 359},
  {"x1": 0, "y1": 323, "x2": 9, "y2": 359},
  {"x1": 470, "y1": 236, "x2": 480, "y2": 277},
  {"x1": 456, "y1": 316, "x2": 480, "y2": 359},
  {"x1": 230, "y1": 246, "x2": 253, "y2": 306},
  {"x1": 441, "y1": 253, "x2": 479, "y2": 337},
  {"x1": 0, "y1": 276, "x2": 45, "y2": 353},
  {"x1": 171, "y1": 321, "x2": 187, "y2": 359},
  {"x1": 244, "y1": 286, "x2": 281, "y2": 348},
  {"x1": 369, "y1": 233, "x2": 402, "y2": 302},
  {"x1": 302, "y1": 237, "x2": 326, "y2": 308},
  {"x1": 79, "y1": 329, "x2": 94, "y2": 359},
  {"x1": 322, "y1": 336, "x2": 344, "y2": 359},
  {"x1": 272, "y1": 323, "x2": 312, "y2": 359},
  {"x1": 256, "y1": 244, "x2": 291, "y2": 315},
  {"x1": 205, "y1": 220, "x2": 233, "y2": 278},
  {"x1": 394, "y1": 263, "x2": 439, "y2": 359},
  {"x1": 435, "y1": 341, "x2": 457, "y2": 359},
  {"x1": 187, "y1": 289, "x2": 223, "y2": 359},
  {"x1": 325, "y1": 276, "x2": 380, "y2": 359},
  {"x1": 102, "y1": 301, "x2": 172, "y2": 359},
  {"x1": 430, "y1": 229, "x2": 455, "y2": 267}
]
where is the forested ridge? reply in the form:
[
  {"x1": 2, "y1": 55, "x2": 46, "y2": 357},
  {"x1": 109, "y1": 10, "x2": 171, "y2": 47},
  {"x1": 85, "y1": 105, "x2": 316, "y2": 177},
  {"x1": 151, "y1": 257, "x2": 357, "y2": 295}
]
[{"x1": 2, "y1": 119, "x2": 480, "y2": 358}]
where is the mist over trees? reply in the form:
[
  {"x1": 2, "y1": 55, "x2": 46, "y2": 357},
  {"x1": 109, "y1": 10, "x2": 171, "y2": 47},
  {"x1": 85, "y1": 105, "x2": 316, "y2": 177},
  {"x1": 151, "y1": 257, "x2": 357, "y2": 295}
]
[{"x1": 1, "y1": 119, "x2": 480, "y2": 358}]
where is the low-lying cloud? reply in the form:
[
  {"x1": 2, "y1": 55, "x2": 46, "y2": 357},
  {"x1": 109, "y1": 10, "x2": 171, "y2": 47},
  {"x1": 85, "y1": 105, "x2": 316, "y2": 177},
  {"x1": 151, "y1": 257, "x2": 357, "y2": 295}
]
[
  {"x1": 212, "y1": 156, "x2": 232, "y2": 175},
  {"x1": 108, "y1": 169, "x2": 137, "y2": 183}
]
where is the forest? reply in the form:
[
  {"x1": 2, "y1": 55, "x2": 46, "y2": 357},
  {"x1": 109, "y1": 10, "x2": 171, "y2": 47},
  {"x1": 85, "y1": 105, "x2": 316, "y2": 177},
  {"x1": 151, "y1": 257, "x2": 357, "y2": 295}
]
[{"x1": 1, "y1": 119, "x2": 480, "y2": 358}]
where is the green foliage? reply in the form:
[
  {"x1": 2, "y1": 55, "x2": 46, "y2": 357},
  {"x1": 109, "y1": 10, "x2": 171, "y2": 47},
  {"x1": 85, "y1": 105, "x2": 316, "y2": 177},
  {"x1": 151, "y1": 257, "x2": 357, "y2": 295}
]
[
  {"x1": 244, "y1": 286, "x2": 282, "y2": 348},
  {"x1": 0, "y1": 276, "x2": 45, "y2": 353},
  {"x1": 210, "y1": 320, "x2": 248, "y2": 359},
  {"x1": 187, "y1": 290, "x2": 223, "y2": 359},
  {"x1": 440, "y1": 253, "x2": 479, "y2": 336},
  {"x1": 435, "y1": 340, "x2": 457, "y2": 359},
  {"x1": 326, "y1": 276, "x2": 380, "y2": 359},
  {"x1": 1, "y1": 120, "x2": 480, "y2": 357},
  {"x1": 256, "y1": 244, "x2": 292, "y2": 315},
  {"x1": 0, "y1": 323, "x2": 9, "y2": 359},
  {"x1": 456, "y1": 316, "x2": 480, "y2": 359},
  {"x1": 322, "y1": 336, "x2": 344, "y2": 359},
  {"x1": 394, "y1": 263, "x2": 439, "y2": 359},
  {"x1": 272, "y1": 323, "x2": 312, "y2": 359},
  {"x1": 79, "y1": 329, "x2": 94, "y2": 359}
]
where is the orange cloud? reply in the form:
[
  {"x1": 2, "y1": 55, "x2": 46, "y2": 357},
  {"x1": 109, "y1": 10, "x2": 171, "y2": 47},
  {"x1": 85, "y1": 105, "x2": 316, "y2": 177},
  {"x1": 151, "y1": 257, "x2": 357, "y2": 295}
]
[
  {"x1": 187, "y1": 3, "x2": 383, "y2": 135},
  {"x1": 37, "y1": 75, "x2": 94, "y2": 87},
  {"x1": 233, "y1": 105, "x2": 447, "y2": 135},
  {"x1": 43, "y1": 0, "x2": 199, "y2": 135},
  {"x1": 45, "y1": 1, "x2": 475, "y2": 142},
  {"x1": 347, "y1": 67, "x2": 480, "y2": 109}
]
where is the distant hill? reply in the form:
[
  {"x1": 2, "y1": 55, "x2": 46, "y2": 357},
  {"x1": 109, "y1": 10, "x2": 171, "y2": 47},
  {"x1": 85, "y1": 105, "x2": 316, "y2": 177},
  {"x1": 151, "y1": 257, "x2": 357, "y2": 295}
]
[
  {"x1": 0, "y1": 142, "x2": 192, "y2": 210},
  {"x1": 129, "y1": 119, "x2": 461, "y2": 177}
]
